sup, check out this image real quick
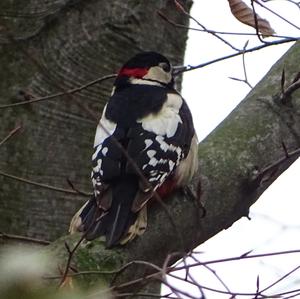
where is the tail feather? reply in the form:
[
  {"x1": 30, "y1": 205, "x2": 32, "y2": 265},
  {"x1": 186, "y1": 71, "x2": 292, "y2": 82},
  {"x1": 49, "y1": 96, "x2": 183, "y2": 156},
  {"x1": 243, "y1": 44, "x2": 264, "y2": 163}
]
[
  {"x1": 105, "y1": 203, "x2": 122, "y2": 247},
  {"x1": 76, "y1": 176, "x2": 138, "y2": 247},
  {"x1": 104, "y1": 177, "x2": 138, "y2": 247},
  {"x1": 120, "y1": 206, "x2": 147, "y2": 244},
  {"x1": 80, "y1": 197, "x2": 99, "y2": 232},
  {"x1": 69, "y1": 197, "x2": 97, "y2": 234}
]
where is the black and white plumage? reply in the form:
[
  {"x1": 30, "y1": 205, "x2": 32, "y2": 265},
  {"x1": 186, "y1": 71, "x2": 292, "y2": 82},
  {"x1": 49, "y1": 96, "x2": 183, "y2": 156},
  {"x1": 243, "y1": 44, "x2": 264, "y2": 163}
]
[{"x1": 69, "y1": 52, "x2": 198, "y2": 247}]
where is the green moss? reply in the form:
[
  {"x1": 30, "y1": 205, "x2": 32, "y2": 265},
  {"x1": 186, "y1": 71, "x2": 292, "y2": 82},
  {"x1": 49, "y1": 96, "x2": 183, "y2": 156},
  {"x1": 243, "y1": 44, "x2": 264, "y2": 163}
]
[{"x1": 46, "y1": 234, "x2": 126, "y2": 288}]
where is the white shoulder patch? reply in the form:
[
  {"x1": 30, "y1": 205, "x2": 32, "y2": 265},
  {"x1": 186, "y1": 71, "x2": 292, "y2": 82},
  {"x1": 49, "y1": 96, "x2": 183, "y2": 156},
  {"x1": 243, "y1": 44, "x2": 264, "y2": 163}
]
[
  {"x1": 137, "y1": 93, "x2": 183, "y2": 138},
  {"x1": 93, "y1": 105, "x2": 117, "y2": 147},
  {"x1": 130, "y1": 78, "x2": 164, "y2": 87}
]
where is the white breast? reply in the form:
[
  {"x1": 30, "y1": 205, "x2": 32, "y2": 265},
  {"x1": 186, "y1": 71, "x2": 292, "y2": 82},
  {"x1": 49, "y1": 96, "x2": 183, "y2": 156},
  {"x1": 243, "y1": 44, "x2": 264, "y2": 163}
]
[{"x1": 137, "y1": 93, "x2": 183, "y2": 138}]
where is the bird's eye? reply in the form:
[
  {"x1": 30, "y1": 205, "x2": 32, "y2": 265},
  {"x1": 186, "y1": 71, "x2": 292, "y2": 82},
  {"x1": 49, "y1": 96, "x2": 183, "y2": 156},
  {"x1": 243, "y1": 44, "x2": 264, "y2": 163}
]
[{"x1": 159, "y1": 62, "x2": 171, "y2": 73}]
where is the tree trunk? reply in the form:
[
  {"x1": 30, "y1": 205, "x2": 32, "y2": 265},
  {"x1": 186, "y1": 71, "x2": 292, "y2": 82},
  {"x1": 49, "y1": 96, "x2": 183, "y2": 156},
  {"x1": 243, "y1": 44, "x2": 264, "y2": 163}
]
[{"x1": 0, "y1": 0, "x2": 191, "y2": 241}]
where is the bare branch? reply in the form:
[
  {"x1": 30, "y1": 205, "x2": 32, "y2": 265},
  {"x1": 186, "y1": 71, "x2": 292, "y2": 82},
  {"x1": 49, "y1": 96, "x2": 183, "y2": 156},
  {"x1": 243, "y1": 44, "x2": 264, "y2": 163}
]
[
  {"x1": 248, "y1": 146, "x2": 300, "y2": 189},
  {"x1": 59, "y1": 235, "x2": 86, "y2": 287},
  {"x1": 0, "y1": 74, "x2": 116, "y2": 110},
  {"x1": 280, "y1": 78, "x2": 300, "y2": 103},
  {"x1": 158, "y1": 10, "x2": 298, "y2": 39},
  {"x1": 0, "y1": 125, "x2": 22, "y2": 147},
  {"x1": 115, "y1": 292, "x2": 178, "y2": 298},
  {"x1": 0, "y1": 232, "x2": 50, "y2": 245},
  {"x1": 66, "y1": 178, "x2": 93, "y2": 197},
  {"x1": 173, "y1": 0, "x2": 240, "y2": 51},
  {"x1": 254, "y1": 0, "x2": 300, "y2": 31},
  {"x1": 261, "y1": 264, "x2": 300, "y2": 293},
  {"x1": 177, "y1": 37, "x2": 298, "y2": 75},
  {"x1": 251, "y1": 0, "x2": 270, "y2": 43},
  {"x1": 229, "y1": 41, "x2": 253, "y2": 88},
  {"x1": 0, "y1": 169, "x2": 91, "y2": 196}
]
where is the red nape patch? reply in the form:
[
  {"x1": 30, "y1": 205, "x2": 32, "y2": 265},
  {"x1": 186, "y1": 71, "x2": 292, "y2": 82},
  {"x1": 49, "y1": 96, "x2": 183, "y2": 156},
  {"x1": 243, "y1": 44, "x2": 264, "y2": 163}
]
[
  {"x1": 156, "y1": 178, "x2": 178, "y2": 199},
  {"x1": 118, "y1": 67, "x2": 148, "y2": 78}
]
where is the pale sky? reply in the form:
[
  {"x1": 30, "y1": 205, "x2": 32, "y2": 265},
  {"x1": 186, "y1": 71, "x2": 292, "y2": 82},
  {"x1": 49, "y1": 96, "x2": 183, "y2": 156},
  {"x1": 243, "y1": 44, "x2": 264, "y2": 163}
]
[{"x1": 163, "y1": 1, "x2": 300, "y2": 298}]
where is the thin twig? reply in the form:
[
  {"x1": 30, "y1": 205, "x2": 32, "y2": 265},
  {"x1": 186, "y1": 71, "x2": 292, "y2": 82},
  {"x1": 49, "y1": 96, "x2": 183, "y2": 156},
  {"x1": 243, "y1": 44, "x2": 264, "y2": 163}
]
[
  {"x1": 172, "y1": 249, "x2": 300, "y2": 271},
  {"x1": 59, "y1": 210, "x2": 111, "y2": 287},
  {"x1": 255, "y1": 0, "x2": 300, "y2": 31},
  {"x1": 110, "y1": 260, "x2": 162, "y2": 287},
  {"x1": 66, "y1": 178, "x2": 92, "y2": 197},
  {"x1": 280, "y1": 78, "x2": 300, "y2": 102},
  {"x1": 157, "y1": 10, "x2": 298, "y2": 39},
  {"x1": 0, "y1": 125, "x2": 22, "y2": 147},
  {"x1": 262, "y1": 264, "x2": 300, "y2": 293},
  {"x1": 189, "y1": 253, "x2": 232, "y2": 295},
  {"x1": 58, "y1": 234, "x2": 86, "y2": 287},
  {"x1": 0, "y1": 232, "x2": 50, "y2": 245},
  {"x1": 251, "y1": 0, "x2": 269, "y2": 44},
  {"x1": 162, "y1": 254, "x2": 189, "y2": 299},
  {"x1": 229, "y1": 41, "x2": 253, "y2": 89},
  {"x1": 173, "y1": 0, "x2": 240, "y2": 51},
  {"x1": 0, "y1": 74, "x2": 116, "y2": 109},
  {"x1": 177, "y1": 37, "x2": 298, "y2": 75},
  {"x1": 284, "y1": 291, "x2": 300, "y2": 299},
  {"x1": 281, "y1": 141, "x2": 289, "y2": 158},
  {"x1": 250, "y1": 147, "x2": 300, "y2": 187},
  {"x1": 0, "y1": 169, "x2": 91, "y2": 196},
  {"x1": 115, "y1": 292, "x2": 178, "y2": 298},
  {"x1": 44, "y1": 270, "x2": 129, "y2": 280},
  {"x1": 241, "y1": 41, "x2": 253, "y2": 88}
]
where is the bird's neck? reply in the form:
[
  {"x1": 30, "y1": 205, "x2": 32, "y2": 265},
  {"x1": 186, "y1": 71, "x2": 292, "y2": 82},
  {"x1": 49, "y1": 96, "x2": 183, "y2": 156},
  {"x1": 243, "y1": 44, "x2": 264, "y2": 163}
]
[{"x1": 114, "y1": 76, "x2": 174, "y2": 93}]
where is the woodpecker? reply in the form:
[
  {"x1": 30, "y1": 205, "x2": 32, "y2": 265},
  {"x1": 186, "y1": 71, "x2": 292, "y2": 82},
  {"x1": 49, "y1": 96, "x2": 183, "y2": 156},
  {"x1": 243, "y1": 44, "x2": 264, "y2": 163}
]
[{"x1": 69, "y1": 52, "x2": 198, "y2": 247}]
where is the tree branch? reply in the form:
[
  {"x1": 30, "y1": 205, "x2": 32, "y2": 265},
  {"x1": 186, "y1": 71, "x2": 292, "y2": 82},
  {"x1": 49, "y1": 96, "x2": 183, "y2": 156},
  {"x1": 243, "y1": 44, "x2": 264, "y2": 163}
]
[
  {"x1": 0, "y1": 74, "x2": 116, "y2": 109},
  {"x1": 0, "y1": 170, "x2": 91, "y2": 196}
]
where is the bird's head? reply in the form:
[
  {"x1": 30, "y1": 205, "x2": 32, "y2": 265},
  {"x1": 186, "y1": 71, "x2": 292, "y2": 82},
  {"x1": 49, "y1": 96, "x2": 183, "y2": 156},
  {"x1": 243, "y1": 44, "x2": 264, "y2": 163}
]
[{"x1": 114, "y1": 52, "x2": 174, "y2": 90}]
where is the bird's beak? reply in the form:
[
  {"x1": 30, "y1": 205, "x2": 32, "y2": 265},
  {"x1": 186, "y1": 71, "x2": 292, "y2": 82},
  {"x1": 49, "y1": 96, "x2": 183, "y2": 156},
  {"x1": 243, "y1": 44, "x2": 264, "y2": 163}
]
[{"x1": 172, "y1": 65, "x2": 188, "y2": 77}]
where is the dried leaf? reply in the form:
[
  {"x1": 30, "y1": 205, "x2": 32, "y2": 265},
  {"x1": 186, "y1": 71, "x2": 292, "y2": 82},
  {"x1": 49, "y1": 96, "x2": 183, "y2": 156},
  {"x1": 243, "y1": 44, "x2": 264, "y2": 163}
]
[{"x1": 228, "y1": 0, "x2": 275, "y2": 37}]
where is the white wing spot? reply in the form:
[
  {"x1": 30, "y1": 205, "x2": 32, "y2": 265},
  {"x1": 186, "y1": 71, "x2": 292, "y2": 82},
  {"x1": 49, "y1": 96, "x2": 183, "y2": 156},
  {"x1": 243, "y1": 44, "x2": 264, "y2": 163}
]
[
  {"x1": 149, "y1": 157, "x2": 158, "y2": 166},
  {"x1": 102, "y1": 147, "x2": 108, "y2": 156},
  {"x1": 155, "y1": 136, "x2": 170, "y2": 152},
  {"x1": 169, "y1": 160, "x2": 175, "y2": 171},
  {"x1": 92, "y1": 144, "x2": 102, "y2": 161},
  {"x1": 147, "y1": 150, "x2": 156, "y2": 158},
  {"x1": 144, "y1": 139, "x2": 153, "y2": 150},
  {"x1": 92, "y1": 177, "x2": 97, "y2": 186},
  {"x1": 93, "y1": 159, "x2": 103, "y2": 176},
  {"x1": 159, "y1": 173, "x2": 168, "y2": 184}
]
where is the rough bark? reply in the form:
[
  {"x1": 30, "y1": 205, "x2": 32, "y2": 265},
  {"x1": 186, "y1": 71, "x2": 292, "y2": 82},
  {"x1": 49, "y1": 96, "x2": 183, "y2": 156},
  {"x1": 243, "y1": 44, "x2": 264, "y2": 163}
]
[
  {"x1": 0, "y1": 0, "x2": 191, "y2": 241},
  {"x1": 46, "y1": 41, "x2": 300, "y2": 296}
]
